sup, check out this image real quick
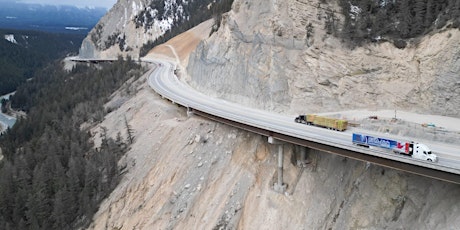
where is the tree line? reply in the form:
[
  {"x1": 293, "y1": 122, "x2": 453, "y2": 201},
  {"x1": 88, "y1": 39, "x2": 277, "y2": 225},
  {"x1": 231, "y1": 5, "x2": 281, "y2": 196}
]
[{"x1": 0, "y1": 57, "x2": 145, "y2": 229}]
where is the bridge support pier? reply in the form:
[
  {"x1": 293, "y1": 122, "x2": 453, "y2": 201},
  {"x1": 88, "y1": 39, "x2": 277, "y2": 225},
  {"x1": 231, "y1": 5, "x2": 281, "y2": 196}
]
[
  {"x1": 297, "y1": 146, "x2": 310, "y2": 168},
  {"x1": 269, "y1": 136, "x2": 287, "y2": 193},
  {"x1": 186, "y1": 107, "x2": 193, "y2": 117}
]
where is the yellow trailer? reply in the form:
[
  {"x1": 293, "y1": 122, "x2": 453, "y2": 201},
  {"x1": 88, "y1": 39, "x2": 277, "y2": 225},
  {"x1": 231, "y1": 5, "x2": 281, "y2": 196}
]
[{"x1": 295, "y1": 114, "x2": 348, "y2": 131}]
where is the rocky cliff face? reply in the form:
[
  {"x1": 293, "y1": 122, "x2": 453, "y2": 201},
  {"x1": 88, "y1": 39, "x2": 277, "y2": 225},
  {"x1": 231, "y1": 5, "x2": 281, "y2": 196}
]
[
  {"x1": 186, "y1": 0, "x2": 460, "y2": 117},
  {"x1": 79, "y1": 0, "x2": 228, "y2": 59},
  {"x1": 79, "y1": 0, "x2": 177, "y2": 59},
  {"x1": 80, "y1": 0, "x2": 143, "y2": 58}
]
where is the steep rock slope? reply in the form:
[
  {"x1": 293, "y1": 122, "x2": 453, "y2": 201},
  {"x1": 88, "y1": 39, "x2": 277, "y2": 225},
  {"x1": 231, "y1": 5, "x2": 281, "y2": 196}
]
[
  {"x1": 79, "y1": 0, "x2": 150, "y2": 58},
  {"x1": 79, "y1": 0, "x2": 185, "y2": 59},
  {"x1": 187, "y1": 0, "x2": 460, "y2": 117},
  {"x1": 79, "y1": 0, "x2": 227, "y2": 59},
  {"x1": 85, "y1": 20, "x2": 460, "y2": 229},
  {"x1": 89, "y1": 61, "x2": 460, "y2": 230}
]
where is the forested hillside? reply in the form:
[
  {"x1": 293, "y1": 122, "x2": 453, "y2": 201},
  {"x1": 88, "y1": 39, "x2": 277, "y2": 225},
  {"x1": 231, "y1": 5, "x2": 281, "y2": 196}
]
[
  {"x1": 336, "y1": 0, "x2": 460, "y2": 47},
  {"x1": 0, "y1": 58, "x2": 145, "y2": 229},
  {"x1": 0, "y1": 29, "x2": 84, "y2": 95}
]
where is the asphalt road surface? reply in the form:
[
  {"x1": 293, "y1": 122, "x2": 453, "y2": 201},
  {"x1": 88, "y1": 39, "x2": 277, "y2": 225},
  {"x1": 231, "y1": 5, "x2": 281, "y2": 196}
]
[{"x1": 145, "y1": 58, "x2": 460, "y2": 176}]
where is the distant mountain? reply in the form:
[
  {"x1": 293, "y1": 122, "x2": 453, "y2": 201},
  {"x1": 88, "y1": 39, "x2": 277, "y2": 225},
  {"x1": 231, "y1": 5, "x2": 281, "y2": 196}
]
[{"x1": 0, "y1": 2, "x2": 107, "y2": 34}]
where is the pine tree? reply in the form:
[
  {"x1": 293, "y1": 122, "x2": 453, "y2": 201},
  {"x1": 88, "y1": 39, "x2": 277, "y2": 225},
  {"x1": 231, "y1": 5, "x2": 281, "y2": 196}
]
[
  {"x1": 397, "y1": 0, "x2": 412, "y2": 38},
  {"x1": 424, "y1": 0, "x2": 435, "y2": 28},
  {"x1": 12, "y1": 158, "x2": 31, "y2": 225},
  {"x1": 0, "y1": 161, "x2": 15, "y2": 224},
  {"x1": 51, "y1": 185, "x2": 72, "y2": 229},
  {"x1": 413, "y1": 0, "x2": 427, "y2": 36},
  {"x1": 124, "y1": 116, "x2": 134, "y2": 144},
  {"x1": 67, "y1": 156, "x2": 84, "y2": 217},
  {"x1": 25, "y1": 165, "x2": 53, "y2": 229}
]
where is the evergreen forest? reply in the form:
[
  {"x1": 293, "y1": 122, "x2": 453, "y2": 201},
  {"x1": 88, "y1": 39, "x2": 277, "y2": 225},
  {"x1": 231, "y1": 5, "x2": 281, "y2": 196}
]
[
  {"x1": 0, "y1": 29, "x2": 85, "y2": 95},
  {"x1": 0, "y1": 57, "x2": 145, "y2": 229},
  {"x1": 336, "y1": 0, "x2": 460, "y2": 47}
]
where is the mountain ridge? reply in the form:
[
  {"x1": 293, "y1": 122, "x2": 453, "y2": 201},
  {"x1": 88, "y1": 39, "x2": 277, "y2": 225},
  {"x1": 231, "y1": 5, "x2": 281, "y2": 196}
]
[{"x1": 0, "y1": 1, "x2": 106, "y2": 34}]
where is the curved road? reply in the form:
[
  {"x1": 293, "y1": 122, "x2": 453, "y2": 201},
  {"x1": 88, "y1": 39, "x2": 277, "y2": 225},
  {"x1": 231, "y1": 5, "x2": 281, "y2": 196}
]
[{"x1": 143, "y1": 58, "x2": 460, "y2": 178}]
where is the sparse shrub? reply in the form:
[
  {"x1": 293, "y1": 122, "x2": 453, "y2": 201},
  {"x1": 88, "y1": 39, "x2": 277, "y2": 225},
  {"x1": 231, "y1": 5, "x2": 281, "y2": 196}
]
[
  {"x1": 91, "y1": 24, "x2": 104, "y2": 48},
  {"x1": 118, "y1": 33, "x2": 126, "y2": 51},
  {"x1": 306, "y1": 22, "x2": 314, "y2": 39},
  {"x1": 105, "y1": 32, "x2": 120, "y2": 48},
  {"x1": 452, "y1": 19, "x2": 460, "y2": 29},
  {"x1": 436, "y1": 15, "x2": 448, "y2": 29},
  {"x1": 393, "y1": 39, "x2": 407, "y2": 49},
  {"x1": 324, "y1": 8, "x2": 337, "y2": 35}
]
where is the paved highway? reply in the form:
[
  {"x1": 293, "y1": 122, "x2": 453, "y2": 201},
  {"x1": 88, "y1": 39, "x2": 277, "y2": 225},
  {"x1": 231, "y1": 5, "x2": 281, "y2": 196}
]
[{"x1": 144, "y1": 58, "x2": 460, "y2": 177}]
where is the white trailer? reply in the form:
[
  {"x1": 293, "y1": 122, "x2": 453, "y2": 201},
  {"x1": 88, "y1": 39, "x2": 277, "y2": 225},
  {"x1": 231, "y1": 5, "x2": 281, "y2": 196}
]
[{"x1": 352, "y1": 133, "x2": 437, "y2": 162}]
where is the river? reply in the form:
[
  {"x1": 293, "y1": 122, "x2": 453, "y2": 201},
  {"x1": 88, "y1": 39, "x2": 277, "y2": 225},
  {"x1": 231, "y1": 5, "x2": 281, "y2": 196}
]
[{"x1": 0, "y1": 92, "x2": 17, "y2": 131}]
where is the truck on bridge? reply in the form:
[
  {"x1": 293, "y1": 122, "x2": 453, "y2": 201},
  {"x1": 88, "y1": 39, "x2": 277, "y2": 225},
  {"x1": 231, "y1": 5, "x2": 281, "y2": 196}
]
[
  {"x1": 295, "y1": 114, "x2": 348, "y2": 131},
  {"x1": 352, "y1": 133, "x2": 437, "y2": 162}
]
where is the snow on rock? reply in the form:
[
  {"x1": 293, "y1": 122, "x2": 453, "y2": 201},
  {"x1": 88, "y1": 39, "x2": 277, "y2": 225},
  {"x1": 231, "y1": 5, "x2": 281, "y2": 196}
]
[
  {"x1": 79, "y1": 0, "x2": 182, "y2": 59},
  {"x1": 4, "y1": 34, "x2": 17, "y2": 44}
]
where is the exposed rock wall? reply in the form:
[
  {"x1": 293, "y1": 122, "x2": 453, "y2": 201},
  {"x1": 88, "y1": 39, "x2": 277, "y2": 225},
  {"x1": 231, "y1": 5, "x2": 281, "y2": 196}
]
[
  {"x1": 187, "y1": 0, "x2": 460, "y2": 117},
  {"x1": 79, "y1": 0, "x2": 164, "y2": 59}
]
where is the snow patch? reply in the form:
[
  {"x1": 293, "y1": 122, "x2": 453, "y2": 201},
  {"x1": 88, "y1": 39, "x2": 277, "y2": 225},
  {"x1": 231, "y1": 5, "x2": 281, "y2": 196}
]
[
  {"x1": 349, "y1": 3, "x2": 361, "y2": 20},
  {"x1": 4, "y1": 34, "x2": 17, "y2": 44},
  {"x1": 149, "y1": 8, "x2": 157, "y2": 19},
  {"x1": 65, "y1": 27, "x2": 88, "y2": 31},
  {"x1": 156, "y1": 17, "x2": 173, "y2": 32},
  {"x1": 132, "y1": 1, "x2": 139, "y2": 16},
  {"x1": 124, "y1": 7, "x2": 128, "y2": 27}
]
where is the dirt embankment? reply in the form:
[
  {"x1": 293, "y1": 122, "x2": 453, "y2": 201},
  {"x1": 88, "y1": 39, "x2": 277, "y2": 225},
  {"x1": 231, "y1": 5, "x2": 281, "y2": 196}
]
[{"x1": 321, "y1": 110, "x2": 460, "y2": 145}]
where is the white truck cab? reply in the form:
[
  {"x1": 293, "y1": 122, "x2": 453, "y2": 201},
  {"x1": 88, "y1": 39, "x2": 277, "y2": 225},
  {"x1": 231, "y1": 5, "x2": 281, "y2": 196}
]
[{"x1": 411, "y1": 143, "x2": 437, "y2": 162}]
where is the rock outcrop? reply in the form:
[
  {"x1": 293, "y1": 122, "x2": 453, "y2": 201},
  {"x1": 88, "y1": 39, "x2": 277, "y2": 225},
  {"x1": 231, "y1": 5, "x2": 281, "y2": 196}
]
[
  {"x1": 187, "y1": 0, "x2": 460, "y2": 117},
  {"x1": 79, "y1": 0, "x2": 169, "y2": 59}
]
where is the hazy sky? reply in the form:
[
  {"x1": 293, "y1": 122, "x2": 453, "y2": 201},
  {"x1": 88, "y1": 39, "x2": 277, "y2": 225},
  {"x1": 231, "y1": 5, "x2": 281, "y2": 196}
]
[{"x1": 12, "y1": 0, "x2": 118, "y2": 9}]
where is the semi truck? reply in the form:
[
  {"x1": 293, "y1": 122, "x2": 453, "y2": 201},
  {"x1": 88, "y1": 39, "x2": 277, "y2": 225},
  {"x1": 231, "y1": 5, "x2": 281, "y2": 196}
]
[
  {"x1": 295, "y1": 114, "x2": 348, "y2": 131},
  {"x1": 352, "y1": 133, "x2": 437, "y2": 162}
]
